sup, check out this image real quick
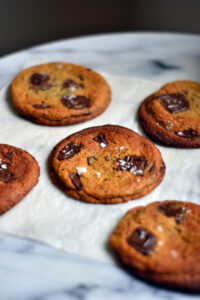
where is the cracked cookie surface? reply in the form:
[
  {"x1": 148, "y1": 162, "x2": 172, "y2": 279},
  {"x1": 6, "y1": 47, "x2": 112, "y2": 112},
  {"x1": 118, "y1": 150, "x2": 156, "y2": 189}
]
[
  {"x1": 110, "y1": 200, "x2": 200, "y2": 290},
  {"x1": 139, "y1": 81, "x2": 200, "y2": 147},
  {"x1": 11, "y1": 62, "x2": 111, "y2": 126},
  {"x1": 48, "y1": 125, "x2": 165, "y2": 204},
  {"x1": 0, "y1": 144, "x2": 40, "y2": 214}
]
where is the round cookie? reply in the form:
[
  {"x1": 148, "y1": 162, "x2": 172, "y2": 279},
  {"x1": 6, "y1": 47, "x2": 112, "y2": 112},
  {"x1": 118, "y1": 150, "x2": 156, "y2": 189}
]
[
  {"x1": 110, "y1": 200, "x2": 200, "y2": 291},
  {"x1": 11, "y1": 62, "x2": 111, "y2": 126},
  {"x1": 0, "y1": 144, "x2": 40, "y2": 214},
  {"x1": 48, "y1": 125, "x2": 165, "y2": 204},
  {"x1": 139, "y1": 80, "x2": 200, "y2": 147}
]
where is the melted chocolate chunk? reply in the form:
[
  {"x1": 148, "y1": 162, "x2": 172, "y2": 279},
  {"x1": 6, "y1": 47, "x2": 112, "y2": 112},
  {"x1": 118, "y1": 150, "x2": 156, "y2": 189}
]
[
  {"x1": 0, "y1": 161, "x2": 15, "y2": 183},
  {"x1": 32, "y1": 103, "x2": 51, "y2": 109},
  {"x1": 127, "y1": 227, "x2": 156, "y2": 255},
  {"x1": 61, "y1": 95, "x2": 91, "y2": 109},
  {"x1": 118, "y1": 155, "x2": 147, "y2": 176},
  {"x1": 93, "y1": 134, "x2": 108, "y2": 148},
  {"x1": 160, "y1": 93, "x2": 190, "y2": 114},
  {"x1": 70, "y1": 173, "x2": 82, "y2": 190},
  {"x1": 57, "y1": 142, "x2": 82, "y2": 161},
  {"x1": 62, "y1": 79, "x2": 84, "y2": 89},
  {"x1": 87, "y1": 156, "x2": 97, "y2": 166},
  {"x1": 158, "y1": 203, "x2": 185, "y2": 224},
  {"x1": 30, "y1": 73, "x2": 50, "y2": 86},
  {"x1": 175, "y1": 129, "x2": 198, "y2": 139}
]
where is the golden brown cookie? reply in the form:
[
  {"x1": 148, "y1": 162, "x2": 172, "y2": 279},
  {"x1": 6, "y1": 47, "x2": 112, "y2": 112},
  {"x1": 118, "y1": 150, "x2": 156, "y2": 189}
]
[
  {"x1": 139, "y1": 81, "x2": 200, "y2": 147},
  {"x1": 48, "y1": 125, "x2": 165, "y2": 204},
  {"x1": 0, "y1": 144, "x2": 40, "y2": 214},
  {"x1": 110, "y1": 200, "x2": 200, "y2": 291},
  {"x1": 10, "y1": 62, "x2": 111, "y2": 126}
]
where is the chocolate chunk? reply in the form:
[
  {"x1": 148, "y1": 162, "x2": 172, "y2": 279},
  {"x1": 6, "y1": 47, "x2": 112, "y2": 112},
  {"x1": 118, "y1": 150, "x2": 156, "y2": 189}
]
[
  {"x1": 32, "y1": 103, "x2": 51, "y2": 109},
  {"x1": 160, "y1": 160, "x2": 166, "y2": 171},
  {"x1": 57, "y1": 142, "x2": 82, "y2": 161},
  {"x1": 127, "y1": 227, "x2": 156, "y2": 255},
  {"x1": 30, "y1": 73, "x2": 49, "y2": 86},
  {"x1": 104, "y1": 156, "x2": 110, "y2": 161},
  {"x1": 70, "y1": 173, "x2": 82, "y2": 190},
  {"x1": 61, "y1": 95, "x2": 91, "y2": 109},
  {"x1": 78, "y1": 74, "x2": 84, "y2": 81},
  {"x1": 148, "y1": 163, "x2": 155, "y2": 172},
  {"x1": 3, "y1": 152, "x2": 15, "y2": 161},
  {"x1": 158, "y1": 203, "x2": 185, "y2": 223},
  {"x1": 62, "y1": 79, "x2": 84, "y2": 89},
  {"x1": 87, "y1": 156, "x2": 97, "y2": 166},
  {"x1": 160, "y1": 93, "x2": 190, "y2": 114},
  {"x1": 118, "y1": 155, "x2": 147, "y2": 176},
  {"x1": 0, "y1": 162, "x2": 14, "y2": 183},
  {"x1": 175, "y1": 129, "x2": 198, "y2": 139},
  {"x1": 93, "y1": 134, "x2": 108, "y2": 148}
]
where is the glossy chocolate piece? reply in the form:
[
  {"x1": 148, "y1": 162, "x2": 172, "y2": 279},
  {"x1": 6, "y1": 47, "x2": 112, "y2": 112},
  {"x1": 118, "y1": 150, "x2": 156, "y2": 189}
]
[
  {"x1": 160, "y1": 93, "x2": 190, "y2": 114},
  {"x1": 57, "y1": 142, "x2": 82, "y2": 161},
  {"x1": 118, "y1": 155, "x2": 147, "y2": 175},
  {"x1": 61, "y1": 95, "x2": 91, "y2": 109},
  {"x1": 70, "y1": 173, "x2": 82, "y2": 190},
  {"x1": 127, "y1": 227, "x2": 156, "y2": 255}
]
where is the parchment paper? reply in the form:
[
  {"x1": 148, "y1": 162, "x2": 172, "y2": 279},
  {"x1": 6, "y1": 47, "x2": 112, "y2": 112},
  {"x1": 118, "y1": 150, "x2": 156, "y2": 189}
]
[{"x1": 0, "y1": 70, "x2": 199, "y2": 264}]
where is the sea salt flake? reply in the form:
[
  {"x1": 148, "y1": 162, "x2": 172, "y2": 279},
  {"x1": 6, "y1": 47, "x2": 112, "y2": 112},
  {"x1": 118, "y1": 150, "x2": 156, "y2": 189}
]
[
  {"x1": 76, "y1": 167, "x2": 87, "y2": 175},
  {"x1": 170, "y1": 249, "x2": 178, "y2": 258},
  {"x1": 69, "y1": 86, "x2": 76, "y2": 92},
  {"x1": 120, "y1": 146, "x2": 125, "y2": 150},
  {"x1": 158, "y1": 241, "x2": 164, "y2": 246},
  {"x1": 96, "y1": 172, "x2": 101, "y2": 178},
  {"x1": 100, "y1": 142, "x2": 106, "y2": 148},
  {"x1": 157, "y1": 225, "x2": 163, "y2": 232},
  {"x1": 1, "y1": 164, "x2": 7, "y2": 169}
]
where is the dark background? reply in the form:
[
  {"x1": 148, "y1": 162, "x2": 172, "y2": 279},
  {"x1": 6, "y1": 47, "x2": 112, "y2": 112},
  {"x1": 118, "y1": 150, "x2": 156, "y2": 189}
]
[{"x1": 0, "y1": 0, "x2": 200, "y2": 57}]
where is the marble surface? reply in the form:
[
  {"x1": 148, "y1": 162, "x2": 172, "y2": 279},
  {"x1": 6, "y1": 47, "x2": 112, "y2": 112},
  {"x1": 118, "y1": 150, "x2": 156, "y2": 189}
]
[{"x1": 0, "y1": 32, "x2": 200, "y2": 299}]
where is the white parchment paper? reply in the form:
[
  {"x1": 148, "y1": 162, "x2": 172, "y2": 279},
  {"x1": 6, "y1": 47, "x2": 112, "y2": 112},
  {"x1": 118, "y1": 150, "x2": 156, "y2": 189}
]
[{"x1": 0, "y1": 71, "x2": 200, "y2": 264}]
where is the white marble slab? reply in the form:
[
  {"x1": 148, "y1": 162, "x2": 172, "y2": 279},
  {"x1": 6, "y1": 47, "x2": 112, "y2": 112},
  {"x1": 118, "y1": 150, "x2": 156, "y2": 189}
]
[{"x1": 0, "y1": 32, "x2": 200, "y2": 299}]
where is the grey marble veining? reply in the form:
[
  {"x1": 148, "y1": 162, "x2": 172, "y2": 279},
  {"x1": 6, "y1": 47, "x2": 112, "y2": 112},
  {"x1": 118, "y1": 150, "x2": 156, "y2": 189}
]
[
  {"x1": 0, "y1": 32, "x2": 200, "y2": 299},
  {"x1": 1, "y1": 233, "x2": 199, "y2": 300}
]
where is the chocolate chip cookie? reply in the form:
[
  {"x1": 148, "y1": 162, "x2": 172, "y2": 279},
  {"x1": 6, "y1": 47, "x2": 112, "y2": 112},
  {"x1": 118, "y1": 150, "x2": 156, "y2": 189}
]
[
  {"x1": 110, "y1": 200, "x2": 200, "y2": 290},
  {"x1": 139, "y1": 81, "x2": 200, "y2": 147},
  {"x1": 48, "y1": 125, "x2": 165, "y2": 204},
  {"x1": 11, "y1": 62, "x2": 111, "y2": 126},
  {"x1": 0, "y1": 144, "x2": 40, "y2": 214}
]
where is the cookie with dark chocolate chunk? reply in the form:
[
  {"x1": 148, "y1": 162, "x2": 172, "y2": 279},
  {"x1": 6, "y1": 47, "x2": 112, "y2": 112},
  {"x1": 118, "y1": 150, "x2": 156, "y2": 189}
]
[
  {"x1": 48, "y1": 125, "x2": 165, "y2": 204},
  {"x1": 110, "y1": 200, "x2": 200, "y2": 291},
  {"x1": 0, "y1": 144, "x2": 40, "y2": 214},
  {"x1": 139, "y1": 81, "x2": 200, "y2": 147},
  {"x1": 11, "y1": 62, "x2": 111, "y2": 126}
]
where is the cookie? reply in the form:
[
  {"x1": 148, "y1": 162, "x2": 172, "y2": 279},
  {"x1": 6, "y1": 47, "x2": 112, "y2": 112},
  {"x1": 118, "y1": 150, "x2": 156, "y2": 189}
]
[
  {"x1": 48, "y1": 125, "x2": 165, "y2": 204},
  {"x1": 0, "y1": 144, "x2": 40, "y2": 214},
  {"x1": 110, "y1": 200, "x2": 200, "y2": 291},
  {"x1": 10, "y1": 62, "x2": 111, "y2": 126},
  {"x1": 139, "y1": 80, "x2": 200, "y2": 147}
]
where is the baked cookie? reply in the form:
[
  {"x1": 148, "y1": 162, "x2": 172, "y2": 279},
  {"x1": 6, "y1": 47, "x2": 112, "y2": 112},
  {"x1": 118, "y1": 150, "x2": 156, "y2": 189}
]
[
  {"x1": 10, "y1": 62, "x2": 111, "y2": 126},
  {"x1": 110, "y1": 200, "x2": 200, "y2": 291},
  {"x1": 139, "y1": 81, "x2": 200, "y2": 147},
  {"x1": 48, "y1": 125, "x2": 165, "y2": 204},
  {"x1": 0, "y1": 144, "x2": 40, "y2": 214}
]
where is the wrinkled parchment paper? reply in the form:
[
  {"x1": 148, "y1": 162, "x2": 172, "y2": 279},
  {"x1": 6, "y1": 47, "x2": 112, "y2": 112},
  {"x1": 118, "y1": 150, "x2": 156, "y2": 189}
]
[{"x1": 0, "y1": 71, "x2": 199, "y2": 264}]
